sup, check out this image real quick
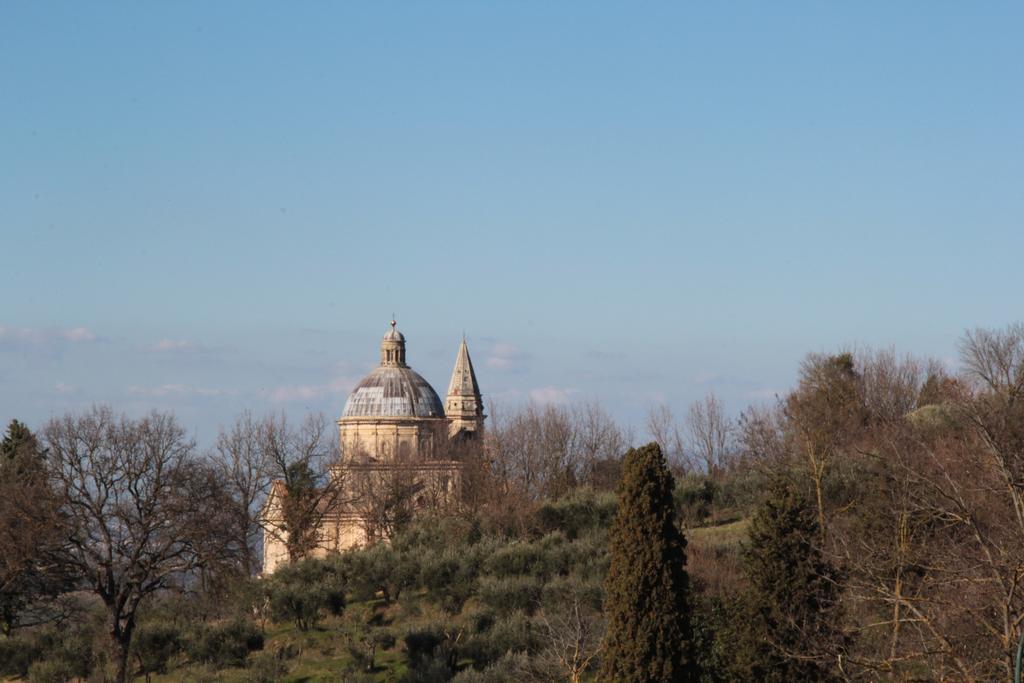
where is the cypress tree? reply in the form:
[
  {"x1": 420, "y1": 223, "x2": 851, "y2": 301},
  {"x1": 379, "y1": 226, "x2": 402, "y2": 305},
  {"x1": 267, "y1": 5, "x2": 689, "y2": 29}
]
[
  {"x1": 1, "y1": 419, "x2": 43, "y2": 470},
  {"x1": 741, "y1": 476, "x2": 845, "y2": 682},
  {"x1": 601, "y1": 442, "x2": 697, "y2": 682},
  {"x1": 0, "y1": 419, "x2": 66, "y2": 636}
]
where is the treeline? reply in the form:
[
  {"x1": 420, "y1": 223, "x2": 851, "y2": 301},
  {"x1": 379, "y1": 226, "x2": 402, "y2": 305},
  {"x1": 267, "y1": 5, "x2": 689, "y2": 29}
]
[{"x1": 1, "y1": 323, "x2": 1023, "y2": 682}]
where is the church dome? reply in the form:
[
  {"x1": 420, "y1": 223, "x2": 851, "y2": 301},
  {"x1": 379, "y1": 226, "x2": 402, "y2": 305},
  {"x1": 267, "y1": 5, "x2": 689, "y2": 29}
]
[
  {"x1": 341, "y1": 322, "x2": 445, "y2": 419},
  {"x1": 341, "y1": 366, "x2": 445, "y2": 418}
]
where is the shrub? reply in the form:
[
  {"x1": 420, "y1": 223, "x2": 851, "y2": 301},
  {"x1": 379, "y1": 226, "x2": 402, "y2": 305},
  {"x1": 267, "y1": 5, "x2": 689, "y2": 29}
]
[
  {"x1": 0, "y1": 632, "x2": 43, "y2": 677},
  {"x1": 341, "y1": 543, "x2": 419, "y2": 604},
  {"x1": 675, "y1": 474, "x2": 717, "y2": 526},
  {"x1": 246, "y1": 647, "x2": 293, "y2": 683},
  {"x1": 2, "y1": 624, "x2": 96, "y2": 680},
  {"x1": 461, "y1": 611, "x2": 538, "y2": 667},
  {"x1": 477, "y1": 576, "x2": 543, "y2": 615},
  {"x1": 27, "y1": 659, "x2": 75, "y2": 683},
  {"x1": 419, "y1": 551, "x2": 479, "y2": 614},
  {"x1": 131, "y1": 621, "x2": 182, "y2": 678},
  {"x1": 346, "y1": 627, "x2": 396, "y2": 673},
  {"x1": 450, "y1": 652, "x2": 537, "y2": 683},
  {"x1": 401, "y1": 652, "x2": 456, "y2": 683},
  {"x1": 403, "y1": 624, "x2": 460, "y2": 681},
  {"x1": 392, "y1": 515, "x2": 479, "y2": 557},
  {"x1": 534, "y1": 490, "x2": 617, "y2": 538},
  {"x1": 540, "y1": 575, "x2": 603, "y2": 611},
  {"x1": 715, "y1": 467, "x2": 765, "y2": 516},
  {"x1": 264, "y1": 557, "x2": 346, "y2": 630},
  {"x1": 483, "y1": 543, "x2": 548, "y2": 579},
  {"x1": 404, "y1": 626, "x2": 447, "y2": 669},
  {"x1": 185, "y1": 620, "x2": 264, "y2": 668}
]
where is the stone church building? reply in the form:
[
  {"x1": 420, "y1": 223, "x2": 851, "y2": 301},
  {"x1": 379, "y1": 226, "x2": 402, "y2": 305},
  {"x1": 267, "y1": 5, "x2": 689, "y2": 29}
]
[{"x1": 262, "y1": 321, "x2": 484, "y2": 573}]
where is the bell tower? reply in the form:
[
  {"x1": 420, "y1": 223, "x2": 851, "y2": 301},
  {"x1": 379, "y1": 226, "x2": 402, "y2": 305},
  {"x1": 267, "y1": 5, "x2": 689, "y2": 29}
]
[{"x1": 445, "y1": 337, "x2": 485, "y2": 437}]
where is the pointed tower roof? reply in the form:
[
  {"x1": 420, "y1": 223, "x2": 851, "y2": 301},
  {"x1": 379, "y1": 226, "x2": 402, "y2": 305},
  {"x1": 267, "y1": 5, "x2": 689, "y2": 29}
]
[{"x1": 447, "y1": 337, "x2": 481, "y2": 398}]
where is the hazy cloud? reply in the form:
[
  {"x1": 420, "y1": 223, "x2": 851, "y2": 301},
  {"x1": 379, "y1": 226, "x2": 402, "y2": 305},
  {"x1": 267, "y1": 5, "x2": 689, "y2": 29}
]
[
  {"x1": 128, "y1": 384, "x2": 238, "y2": 398},
  {"x1": 585, "y1": 348, "x2": 626, "y2": 361},
  {"x1": 148, "y1": 338, "x2": 205, "y2": 353},
  {"x1": 0, "y1": 325, "x2": 99, "y2": 349},
  {"x1": 264, "y1": 375, "x2": 356, "y2": 404},
  {"x1": 63, "y1": 327, "x2": 97, "y2": 342},
  {"x1": 743, "y1": 388, "x2": 781, "y2": 401},
  {"x1": 529, "y1": 386, "x2": 579, "y2": 405},
  {"x1": 487, "y1": 343, "x2": 530, "y2": 371},
  {"x1": 54, "y1": 382, "x2": 78, "y2": 395}
]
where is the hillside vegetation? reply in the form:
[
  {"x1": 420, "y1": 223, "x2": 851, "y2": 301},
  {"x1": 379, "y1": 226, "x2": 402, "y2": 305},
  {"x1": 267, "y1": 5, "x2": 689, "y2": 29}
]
[{"x1": 3, "y1": 323, "x2": 1024, "y2": 681}]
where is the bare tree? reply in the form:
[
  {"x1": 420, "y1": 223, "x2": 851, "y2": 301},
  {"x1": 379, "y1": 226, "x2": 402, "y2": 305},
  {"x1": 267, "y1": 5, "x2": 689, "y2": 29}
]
[
  {"x1": 828, "y1": 335, "x2": 1024, "y2": 681},
  {"x1": 259, "y1": 412, "x2": 349, "y2": 564},
  {"x1": 646, "y1": 404, "x2": 687, "y2": 473},
  {"x1": 784, "y1": 352, "x2": 864, "y2": 542},
  {"x1": 43, "y1": 407, "x2": 233, "y2": 683},
  {"x1": 574, "y1": 400, "x2": 630, "y2": 488},
  {"x1": 537, "y1": 584, "x2": 605, "y2": 683},
  {"x1": 487, "y1": 402, "x2": 581, "y2": 500},
  {"x1": 960, "y1": 323, "x2": 1024, "y2": 396},
  {"x1": 352, "y1": 463, "x2": 425, "y2": 542},
  {"x1": 685, "y1": 392, "x2": 733, "y2": 479},
  {"x1": 858, "y1": 348, "x2": 929, "y2": 423},
  {"x1": 736, "y1": 403, "x2": 786, "y2": 467},
  {"x1": 211, "y1": 411, "x2": 274, "y2": 576}
]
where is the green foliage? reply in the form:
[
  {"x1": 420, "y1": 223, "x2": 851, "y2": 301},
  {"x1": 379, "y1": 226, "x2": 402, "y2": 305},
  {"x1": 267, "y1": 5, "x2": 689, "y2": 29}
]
[
  {"x1": 478, "y1": 575, "x2": 544, "y2": 615},
  {"x1": 740, "y1": 476, "x2": 844, "y2": 682},
  {"x1": 404, "y1": 626, "x2": 448, "y2": 667},
  {"x1": 340, "y1": 542, "x2": 419, "y2": 604},
  {"x1": 601, "y1": 442, "x2": 697, "y2": 682},
  {"x1": 280, "y1": 461, "x2": 323, "y2": 561},
  {"x1": 0, "y1": 623, "x2": 96, "y2": 680},
  {"x1": 132, "y1": 621, "x2": 182, "y2": 678},
  {"x1": 184, "y1": 619, "x2": 264, "y2": 668},
  {"x1": 540, "y1": 574, "x2": 602, "y2": 610},
  {"x1": 690, "y1": 595, "x2": 746, "y2": 683},
  {"x1": 0, "y1": 419, "x2": 41, "y2": 463},
  {"x1": 534, "y1": 489, "x2": 617, "y2": 538},
  {"x1": 419, "y1": 548, "x2": 484, "y2": 615},
  {"x1": 392, "y1": 515, "x2": 480, "y2": 554},
  {"x1": 27, "y1": 659, "x2": 76, "y2": 683},
  {"x1": 460, "y1": 610, "x2": 539, "y2": 668},
  {"x1": 263, "y1": 557, "x2": 346, "y2": 631},
  {"x1": 341, "y1": 603, "x2": 396, "y2": 674},
  {"x1": 450, "y1": 651, "x2": 535, "y2": 682},
  {"x1": 403, "y1": 625, "x2": 457, "y2": 681},
  {"x1": 675, "y1": 475, "x2": 717, "y2": 526},
  {"x1": 674, "y1": 469, "x2": 765, "y2": 529},
  {"x1": 0, "y1": 419, "x2": 68, "y2": 636},
  {"x1": 0, "y1": 633, "x2": 41, "y2": 677},
  {"x1": 483, "y1": 542, "x2": 551, "y2": 579},
  {"x1": 245, "y1": 647, "x2": 293, "y2": 683}
]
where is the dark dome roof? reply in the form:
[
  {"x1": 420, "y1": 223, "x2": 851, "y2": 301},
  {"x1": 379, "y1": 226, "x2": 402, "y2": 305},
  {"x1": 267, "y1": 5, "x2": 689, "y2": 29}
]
[{"x1": 341, "y1": 366, "x2": 445, "y2": 419}]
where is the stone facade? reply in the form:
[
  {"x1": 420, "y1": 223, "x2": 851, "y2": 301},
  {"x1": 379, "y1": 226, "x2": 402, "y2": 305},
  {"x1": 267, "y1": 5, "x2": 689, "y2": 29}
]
[{"x1": 262, "y1": 322, "x2": 484, "y2": 573}]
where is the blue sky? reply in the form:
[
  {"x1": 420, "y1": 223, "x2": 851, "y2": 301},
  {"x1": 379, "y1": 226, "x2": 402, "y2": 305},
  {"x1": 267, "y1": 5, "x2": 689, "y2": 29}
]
[{"x1": 2, "y1": 2, "x2": 1021, "y2": 444}]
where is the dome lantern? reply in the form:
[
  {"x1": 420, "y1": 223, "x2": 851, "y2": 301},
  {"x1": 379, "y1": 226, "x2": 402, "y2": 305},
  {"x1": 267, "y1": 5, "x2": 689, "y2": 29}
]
[{"x1": 380, "y1": 320, "x2": 407, "y2": 367}]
